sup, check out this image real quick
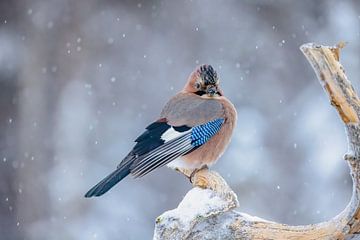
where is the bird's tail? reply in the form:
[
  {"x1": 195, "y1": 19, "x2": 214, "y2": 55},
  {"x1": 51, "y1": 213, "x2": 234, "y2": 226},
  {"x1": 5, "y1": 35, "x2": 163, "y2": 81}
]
[{"x1": 85, "y1": 163, "x2": 131, "y2": 198}]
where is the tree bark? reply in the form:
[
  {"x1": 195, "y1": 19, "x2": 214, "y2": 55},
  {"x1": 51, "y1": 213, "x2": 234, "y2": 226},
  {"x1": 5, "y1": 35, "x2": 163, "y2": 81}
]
[{"x1": 153, "y1": 43, "x2": 360, "y2": 240}]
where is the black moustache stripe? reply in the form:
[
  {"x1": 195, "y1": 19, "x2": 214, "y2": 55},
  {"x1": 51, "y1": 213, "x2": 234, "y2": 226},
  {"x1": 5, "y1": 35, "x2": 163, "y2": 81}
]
[
  {"x1": 195, "y1": 90, "x2": 207, "y2": 96},
  {"x1": 194, "y1": 90, "x2": 222, "y2": 96}
]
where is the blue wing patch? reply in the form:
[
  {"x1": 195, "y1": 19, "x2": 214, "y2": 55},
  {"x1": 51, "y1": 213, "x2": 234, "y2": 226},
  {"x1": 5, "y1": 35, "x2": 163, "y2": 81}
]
[{"x1": 191, "y1": 118, "x2": 224, "y2": 147}]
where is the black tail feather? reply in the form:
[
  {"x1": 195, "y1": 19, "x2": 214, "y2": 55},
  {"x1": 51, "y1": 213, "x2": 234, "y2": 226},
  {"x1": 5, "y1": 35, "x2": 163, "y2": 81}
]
[{"x1": 85, "y1": 164, "x2": 131, "y2": 198}]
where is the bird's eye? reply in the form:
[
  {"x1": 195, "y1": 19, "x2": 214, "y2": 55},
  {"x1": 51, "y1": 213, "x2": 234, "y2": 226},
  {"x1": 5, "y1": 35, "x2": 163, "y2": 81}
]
[{"x1": 195, "y1": 82, "x2": 201, "y2": 89}]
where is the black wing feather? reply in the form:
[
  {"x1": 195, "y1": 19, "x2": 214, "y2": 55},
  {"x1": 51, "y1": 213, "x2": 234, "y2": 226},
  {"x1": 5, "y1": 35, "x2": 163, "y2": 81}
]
[
  {"x1": 84, "y1": 156, "x2": 133, "y2": 197},
  {"x1": 132, "y1": 121, "x2": 170, "y2": 155},
  {"x1": 85, "y1": 118, "x2": 225, "y2": 198},
  {"x1": 130, "y1": 133, "x2": 195, "y2": 177},
  {"x1": 85, "y1": 120, "x2": 195, "y2": 197}
]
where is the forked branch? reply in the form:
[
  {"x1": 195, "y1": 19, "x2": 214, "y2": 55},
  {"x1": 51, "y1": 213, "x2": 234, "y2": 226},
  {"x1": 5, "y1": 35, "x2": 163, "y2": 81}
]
[{"x1": 153, "y1": 43, "x2": 360, "y2": 240}]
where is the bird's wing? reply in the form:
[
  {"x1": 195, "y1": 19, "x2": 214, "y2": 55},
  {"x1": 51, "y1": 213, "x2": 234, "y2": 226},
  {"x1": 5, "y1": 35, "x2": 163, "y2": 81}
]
[
  {"x1": 160, "y1": 93, "x2": 225, "y2": 127},
  {"x1": 118, "y1": 118, "x2": 224, "y2": 178}
]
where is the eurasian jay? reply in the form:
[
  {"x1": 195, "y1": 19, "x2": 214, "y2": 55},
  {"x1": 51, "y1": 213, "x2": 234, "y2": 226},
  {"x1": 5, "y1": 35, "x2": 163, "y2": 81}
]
[{"x1": 85, "y1": 64, "x2": 237, "y2": 197}]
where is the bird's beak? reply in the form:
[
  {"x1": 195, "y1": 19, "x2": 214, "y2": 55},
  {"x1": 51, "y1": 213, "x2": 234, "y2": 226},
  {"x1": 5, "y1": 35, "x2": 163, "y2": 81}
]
[{"x1": 206, "y1": 86, "x2": 217, "y2": 97}]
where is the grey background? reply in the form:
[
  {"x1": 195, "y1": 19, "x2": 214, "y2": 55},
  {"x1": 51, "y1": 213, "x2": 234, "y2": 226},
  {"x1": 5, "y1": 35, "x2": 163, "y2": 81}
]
[{"x1": 0, "y1": 0, "x2": 359, "y2": 239}]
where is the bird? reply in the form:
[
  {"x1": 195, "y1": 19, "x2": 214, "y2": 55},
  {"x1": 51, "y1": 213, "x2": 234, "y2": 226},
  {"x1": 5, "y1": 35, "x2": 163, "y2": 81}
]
[{"x1": 85, "y1": 64, "x2": 237, "y2": 198}]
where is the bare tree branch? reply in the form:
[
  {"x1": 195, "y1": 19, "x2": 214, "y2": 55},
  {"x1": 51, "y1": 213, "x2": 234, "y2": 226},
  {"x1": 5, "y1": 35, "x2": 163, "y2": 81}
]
[{"x1": 153, "y1": 43, "x2": 360, "y2": 240}]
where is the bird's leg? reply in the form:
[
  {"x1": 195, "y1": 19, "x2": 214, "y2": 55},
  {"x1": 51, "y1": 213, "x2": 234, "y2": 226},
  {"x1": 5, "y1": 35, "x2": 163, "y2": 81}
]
[
  {"x1": 176, "y1": 165, "x2": 237, "y2": 203},
  {"x1": 174, "y1": 167, "x2": 193, "y2": 179},
  {"x1": 174, "y1": 165, "x2": 209, "y2": 185},
  {"x1": 191, "y1": 166, "x2": 238, "y2": 202}
]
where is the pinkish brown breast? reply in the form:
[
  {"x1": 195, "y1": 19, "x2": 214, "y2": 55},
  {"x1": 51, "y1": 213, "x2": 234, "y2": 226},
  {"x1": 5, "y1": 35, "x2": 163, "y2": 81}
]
[{"x1": 181, "y1": 97, "x2": 237, "y2": 168}]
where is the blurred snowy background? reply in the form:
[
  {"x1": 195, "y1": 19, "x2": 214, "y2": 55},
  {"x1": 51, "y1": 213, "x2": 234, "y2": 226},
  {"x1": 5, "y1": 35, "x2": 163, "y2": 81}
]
[{"x1": 0, "y1": 0, "x2": 359, "y2": 239}]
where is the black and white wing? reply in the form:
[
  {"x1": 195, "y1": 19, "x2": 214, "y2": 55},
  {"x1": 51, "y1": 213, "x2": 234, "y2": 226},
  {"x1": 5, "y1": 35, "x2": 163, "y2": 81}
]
[
  {"x1": 85, "y1": 118, "x2": 224, "y2": 197},
  {"x1": 127, "y1": 118, "x2": 224, "y2": 177}
]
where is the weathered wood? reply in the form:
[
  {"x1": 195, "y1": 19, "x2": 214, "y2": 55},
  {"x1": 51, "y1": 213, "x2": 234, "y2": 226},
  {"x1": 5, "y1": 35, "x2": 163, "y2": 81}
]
[{"x1": 153, "y1": 43, "x2": 360, "y2": 240}]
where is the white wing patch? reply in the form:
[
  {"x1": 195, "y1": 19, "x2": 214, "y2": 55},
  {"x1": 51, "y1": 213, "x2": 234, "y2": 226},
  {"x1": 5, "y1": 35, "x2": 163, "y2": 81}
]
[{"x1": 161, "y1": 127, "x2": 191, "y2": 142}]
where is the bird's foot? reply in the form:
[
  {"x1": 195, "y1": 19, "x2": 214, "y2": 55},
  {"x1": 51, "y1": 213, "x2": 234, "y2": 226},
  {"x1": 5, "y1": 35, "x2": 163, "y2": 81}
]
[
  {"x1": 174, "y1": 165, "x2": 212, "y2": 188},
  {"x1": 189, "y1": 165, "x2": 209, "y2": 187},
  {"x1": 190, "y1": 168, "x2": 239, "y2": 205},
  {"x1": 175, "y1": 166, "x2": 238, "y2": 204},
  {"x1": 173, "y1": 166, "x2": 208, "y2": 186}
]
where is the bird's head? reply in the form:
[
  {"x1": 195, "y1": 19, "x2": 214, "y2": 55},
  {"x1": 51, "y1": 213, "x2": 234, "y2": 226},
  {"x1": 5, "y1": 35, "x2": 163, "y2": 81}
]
[{"x1": 184, "y1": 64, "x2": 223, "y2": 97}]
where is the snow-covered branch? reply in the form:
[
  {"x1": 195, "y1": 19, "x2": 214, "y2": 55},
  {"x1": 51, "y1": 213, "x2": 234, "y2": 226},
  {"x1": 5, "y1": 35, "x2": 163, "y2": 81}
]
[{"x1": 153, "y1": 43, "x2": 360, "y2": 240}]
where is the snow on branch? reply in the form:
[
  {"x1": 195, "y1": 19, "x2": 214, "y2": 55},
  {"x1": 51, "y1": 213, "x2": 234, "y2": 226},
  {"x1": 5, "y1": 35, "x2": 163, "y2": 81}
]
[{"x1": 153, "y1": 43, "x2": 360, "y2": 240}]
